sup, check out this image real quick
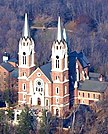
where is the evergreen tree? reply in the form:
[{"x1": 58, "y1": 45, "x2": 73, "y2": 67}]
[{"x1": 16, "y1": 105, "x2": 37, "y2": 134}]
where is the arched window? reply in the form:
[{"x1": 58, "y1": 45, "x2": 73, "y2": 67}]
[
  {"x1": 23, "y1": 52, "x2": 26, "y2": 65},
  {"x1": 83, "y1": 93, "x2": 84, "y2": 97},
  {"x1": 88, "y1": 93, "x2": 90, "y2": 98},
  {"x1": 98, "y1": 94, "x2": 101, "y2": 100},
  {"x1": 56, "y1": 109, "x2": 59, "y2": 116},
  {"x1": 56, "y1": 87, "x2": 59, "y2": 94},
  {"x1": 56, "y1": 98, "x2": 59, "y2": 103},
  {"x1": 22, "y1": 83, "x2": 26, "y2": 91},
  {"x1": 46, "y1": 99, "x2": 49, "y2": 106},
  {"x1": 56, "y1": 56, "x2": 59, "y2": 68},
  {"x1": 23, "y1": 94, "x2": 26, "y2": 100},
  {"x1": 23, "y1": 72, "x2": 26, "y2": 76},
  {"x1": 37, "y1": 98, "x2": 41, "y2": 105},
  {"x1": 93, "y1": 94, "x2": 95, "y2": 99}
]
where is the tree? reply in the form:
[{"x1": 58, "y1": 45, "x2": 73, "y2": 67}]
[
  {"x1": 0, "y1": 109, "x2": 8, "y2": 134},
  {"x1": 39, "y1": 109, "x2": 57, "y2": 134},
  {"x1": 16, "y1": 105, "x2": 37, "y2": 134},
  {"x1": 3, "y1": 89, "x2": 11, "y2": 106}
]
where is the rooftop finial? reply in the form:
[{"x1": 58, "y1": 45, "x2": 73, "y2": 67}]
[
  {"x1": 23, "y1": 13, "x2": 30, "y2": 38},
  {"x1": 57, "y1": 16, "x2": 62, "y2": 42}
]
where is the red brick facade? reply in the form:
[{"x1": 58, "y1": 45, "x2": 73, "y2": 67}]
[{"x1": 18, "y1": 15, "x2": 70, "y2": 117}]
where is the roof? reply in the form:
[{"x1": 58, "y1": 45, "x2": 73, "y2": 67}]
[
  {"x1": 40, "y1": 62, "x2": 52, "y2": 81},
  {"x1": 78, "y1": 52, "x2": 90, "y2": 65},
  {"x1": 69, "y1": 51, "x2": 76, "y2": 82},
  {"x1": 69, "y1": 51, "x2": 90, "y2": 83},
  {"x1": 69, "y1": 51, "x2": 90, "y2": 68},
  {"x1": 9, "y1": 58, "x2": 18, "y2": 63},
  {"x1": 78, "y1": 80, "x2": 108, "y2": 93},
  {"x1": 77, "y1": 52, "x2": 90, "y2": 68},
  {"x1": 10, "y1": 68, "x2": 18, "y2": 78},
  {"x1": 89, "y1": 72, "x2": 100, "y2": 81},
  {"x1": 0, "y1": 62, "x2": 14, "y2": 72}
]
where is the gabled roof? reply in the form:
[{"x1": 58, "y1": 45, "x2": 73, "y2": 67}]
[
  {"x1": 0, "y1": 62, "x2": 14, "y2": 72},
  {"x1": 79, "y1": 80, "x2": 108, "y2": 93},
  {"x1": 69, "y1": 51, "x2": 90, "y2": 68},
  {"x1": 78, "y1": 52, "x2": 90, "y2": 65},
  {"x1": 40, "y1": 62, "x2": 52, "y2": 82}
]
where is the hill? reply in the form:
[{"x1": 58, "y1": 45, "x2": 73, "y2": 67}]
[{"x1": 0, "y1": 0, "x2": 108, "y2": 75}]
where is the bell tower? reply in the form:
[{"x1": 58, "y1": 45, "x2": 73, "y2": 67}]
[
  {"x1": 51, "y1": 17, "x2": 69, "y2": 116},
  {"x1": 18, "y1": 13, "x2": 35, "y2": 105}
]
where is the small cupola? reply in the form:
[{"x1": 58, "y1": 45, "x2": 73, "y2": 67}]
[{"x1": 3, "y1": 52, "x2": 10, "y2": 62}]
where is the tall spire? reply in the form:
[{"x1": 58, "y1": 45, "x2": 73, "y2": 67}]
[
  {"x1": 63, "y1": 28, "x2": 70, "y2": 53},
  {"x1": 57, "y1": 16, "x2": 62, "y2": 42},
  {"x1": 23, "y1": 13, "x2": 30, "y2": 38},
  {"x1": 63, "y1": 28, "x2": 67, "y2": 42}
]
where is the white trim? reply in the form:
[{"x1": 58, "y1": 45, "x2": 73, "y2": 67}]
[
  {"x1": 18, "y1": 64, "x2": 35, "y2": 68},
  {"x1": 53, "y1": 80, "x2": 69, "y2": 84},
  {"x1": 51, "y1": 68, "x2": 69, "y2": 72},
  {"x1": 77, "y1": 96, "x2": 99, "y2": 101},
  {"x1": 18, "y1": 92, "x2": 27, "y2": 94},
  {"x1": 64, "y1": 86, "x2": 67, "y2": 94},
  {"x1": 18, "y1": 77, "x2": 28, "y2": 80},
  {"x1": 18, "y1": 100, "x2": 26, "y2": 103},
  {"x1": 37, "y1": 94, "x2": 70, "y2": 98},
  {"x1": 28, "y1": 67, "x2": 51, "y2": 83},
  {"x1": 18, "y1": 93, "x2": 69, "y2": 98},
  {"x1": 52, "y1": 94, "x2": 69, "y2": 98},
  {"x1": 51, "y1": 103, "x2": 69, "y2": 107}
]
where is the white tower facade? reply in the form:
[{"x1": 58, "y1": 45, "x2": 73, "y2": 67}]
[
  {"x1": 51, "y1": 17, "x2": 69, "y2": 117},
  {"x1": 18, "y1": 13, "x2": 35, "y2": 105}
]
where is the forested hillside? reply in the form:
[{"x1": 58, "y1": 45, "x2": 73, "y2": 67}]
[{"x1": 0, "y1": 0, "x2": 108, "y2": 75}]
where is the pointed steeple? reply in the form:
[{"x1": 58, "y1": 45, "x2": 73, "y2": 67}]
[
  {"x1": 63, "y1": 28, "x2": 70, "y2": 53},
  {"x1": 57, "y1": 16, "x2": 62, "y2": 42},
  {"x1": 23, "y1": 13, "x2": 30, "y2": 38},
  {"x1": 63, "y1": 28, "x2": 67, "y2": 42}
]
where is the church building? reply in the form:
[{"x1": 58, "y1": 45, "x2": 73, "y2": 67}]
[
  {"x1": 18, "y1": 14, "x2": 108, "y2": 117},
  {"x1": 18, "y1": 14, "x2": 69, "y2": 116}
]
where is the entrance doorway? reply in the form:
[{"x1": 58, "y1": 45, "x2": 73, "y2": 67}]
[
  {"x1": 56, "y1": 109, "x2": 59, "y2": 116},
  {"x1": 37, "y1": 98, "x2": 41, "y2": 105}
]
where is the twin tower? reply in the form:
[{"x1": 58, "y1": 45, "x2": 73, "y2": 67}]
[{"x1": 18, "y1": 14, "x2": 69, "y2": 117}]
